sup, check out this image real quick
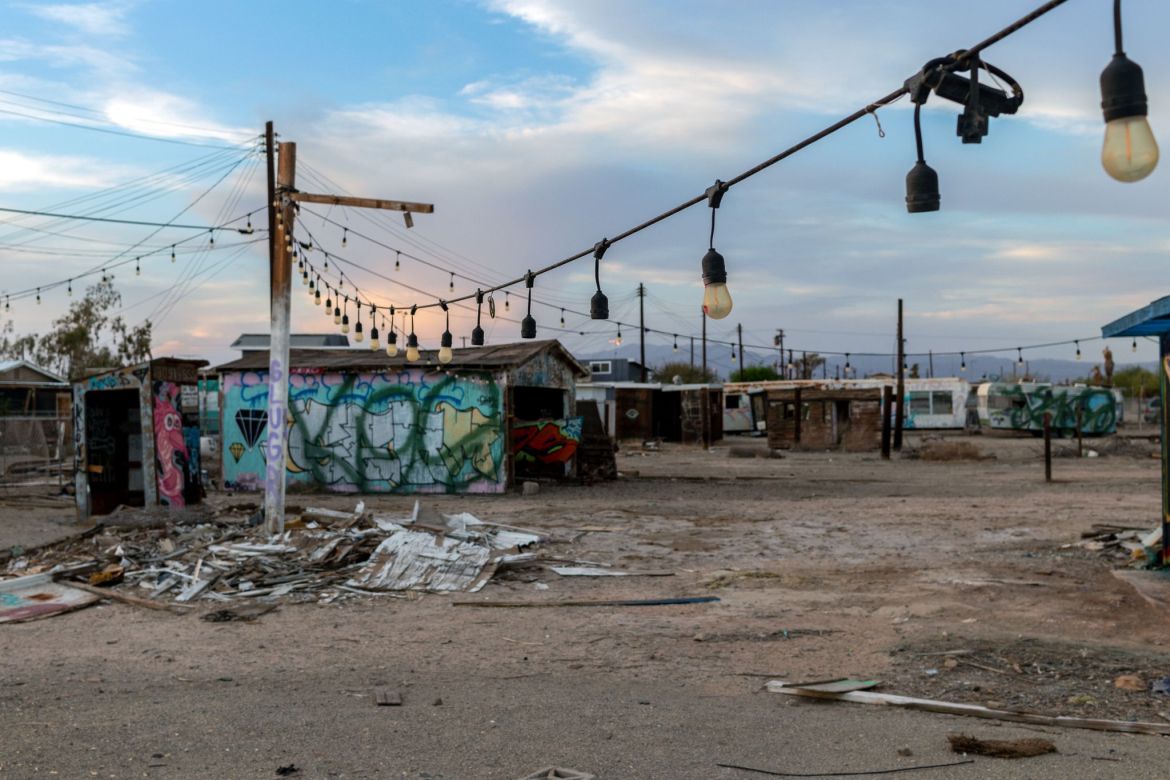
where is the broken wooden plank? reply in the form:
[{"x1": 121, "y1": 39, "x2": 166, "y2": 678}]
[
  {"x1": 947, "y1": 734, "x2": 1055, "y2": 758},
  {"x1": 373, "y1": 688, "x2": 402, "y2": 706},
  {"x1": 548, "y1": 566, "x2": 673, "y2": 577},
  {"x1": 61, "y1": 580, "x2": 192, "y2": 614},
  {"x1": 452, "y1": 596, "x2": 720, "y2": 608},
  {"x1": 766, "y1": 681, "x2": 1170, "y2": 735}
]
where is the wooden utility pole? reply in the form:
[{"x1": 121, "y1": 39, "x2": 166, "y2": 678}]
[
  {"x1": 701, "y1": 312, "x2": 707, "y2": 378},
  {"x1": 637, "y1": 283, "x2": 647, "y2": 383},
  {"x1": 894, "y1": 298, "x2": 905, "y2": 451},
  {"x1": 262, "y1": 122, "x2": 433, "y2": 534},
  {"x1": 690, "y1": 336, "x2": 695, "y2": 369},
  {"x1": 1043, "y1": 412, "x2": 1053, "y2": 482},
  {"x1": 736, "y1": 323, "x2": 744, "y2": 378}
]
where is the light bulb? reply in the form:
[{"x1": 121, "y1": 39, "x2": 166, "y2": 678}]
[
  {"x1": 701, "y1": 248, "x2": 732, "y2": 320},
  {"x1": 386, "y1": 340, "x2": 398, "y2": 357},
  {"x1": 334, "y1": 307, "x2": 341, "y2": 325},
  {"x1": 370, "y1": 330, "x2": 379, "y2": 350},
  {"x1": 341, "y1": 315, "x2": 350, "y2": 334},
  {"x1": 1102, "y1": 116, "x2": 1159, "y2": 182},
  {"x1": 438, "y1": 345, "x2": 453, "y2": 364},
  {"x1": 353, "y1": 321, "x2": 363, "y2": 342},
  {"x1": 406, "y1": 344, "x2": 420, "y2": 362}
]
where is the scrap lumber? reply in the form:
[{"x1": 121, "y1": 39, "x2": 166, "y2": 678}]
[
  {"x1": 766, "y1": 681, "x2": 1170, "y2": 735},
  {"x1": 61, "y1": 579, "x2": 192, "y2": 614},
  {"x1": 714, "y1": 759, "x2": 974, "y2": 777},
  {"x1": 453, "y1": 596, "x2": 720, "y2": 608},
  {"x1": 947, "y1": 734, "x2": 1055, "y2": 759}
]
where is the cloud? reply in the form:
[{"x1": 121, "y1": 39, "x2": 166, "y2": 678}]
[
  {"x1": 0, "y1": 148, "x2": 134, "y2": 191},
  {"x1": 20, "y1": 2, "x2": 131, "y2": 37}
]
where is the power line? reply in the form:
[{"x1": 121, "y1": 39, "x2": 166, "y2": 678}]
[
  {"x1": 0, "y1": 106, "x2": 259, "y2": 149},
  {"x1": 0, "y1": 205, "x2": 256, "y2": 231}
]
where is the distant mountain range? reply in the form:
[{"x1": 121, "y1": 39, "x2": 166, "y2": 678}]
[{"x1": 573, "y1": 343, "x2": 1154, "y2": 383}]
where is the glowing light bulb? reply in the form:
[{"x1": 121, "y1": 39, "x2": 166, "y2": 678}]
[
  {"x1": 438, "y1": 345, "x2": 453, "y2": 364},
  {"x1": 701, "y1": 249, "x2": 732, "y2": 320},
  {"x1": 1102, "y1": 116, "x2": 1159, "y2": 182},
  {"x1": 386, "y1": 334, "x2": 399, "y2": 358},
  {"x1": 406, "y1": 343, "x2": 420, "y2": 362},
  {"x1": 341, "y1": 314, "x2": 350, "y2": 334}
]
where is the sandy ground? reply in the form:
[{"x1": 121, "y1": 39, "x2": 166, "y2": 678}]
[{"x1": 3, "y1": 433, "x2": 1170, "y2": 779}]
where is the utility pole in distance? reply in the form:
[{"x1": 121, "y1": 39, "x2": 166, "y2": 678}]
[
  {"x1": 737, "y1": 322, "x2": 744, "y2": 378},
  {"x1": 637, "y1": 283, "x2": 647, "y2": 383},
  {"x1": 264, "y1": 122, "x2": 434, "y2": 535},
  {"x1": 894, "y1": 298, "x2": 905, "y2": 451},
  {"x1": 690, "y1": 336, "x2": 695, "y2": 369},
  {"x1": 701, "y1": 312, "x2": 707, "y2": 378}
]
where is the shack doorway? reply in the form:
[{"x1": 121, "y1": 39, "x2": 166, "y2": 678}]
[
  {"x1": 655, "y1": 390, "x2": 682, "y2": 441},
  {"x1": 513, "y1": 386, "x2": 567, "y2": 420},
  {"x1": 85, "y1": 388, "x2": 145, "y2": 516}
]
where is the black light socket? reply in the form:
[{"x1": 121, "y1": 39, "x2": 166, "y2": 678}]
[
  {"x1": 441, "y1": 330, "x2": 453, "y2": 348},
  {"x1": 905, "y1": 161, "x2": 940, "y2": 213},
  {"x1": 1101, "y1": 53, "x2": 1148, "y2": 122},
  {"x1": 590, "y1": 290, "x2": 609, "y2": 320},
  {"x1": 701, "y1": 249, "x2": 727, "y2": 285},
  {"x1": 521, "y1": 314, "x2": 536, "y2": 339},
  {"x1": 471, "y1": 325, "x2": 485, "y2": 346}
]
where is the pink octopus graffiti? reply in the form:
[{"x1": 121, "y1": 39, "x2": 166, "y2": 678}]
[{"x1": 154, "y1": 383, "x2": 189, "y2": 507}]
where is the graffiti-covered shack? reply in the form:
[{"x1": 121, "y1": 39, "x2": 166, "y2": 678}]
[
  {"x1": 73, "y1": 358, "x2": 207, "y2": 518},
  {"x1": 214, "y1": 339, "x2": 588, "y2": 494}
]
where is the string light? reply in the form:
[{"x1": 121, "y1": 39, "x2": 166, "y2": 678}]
[
  {"x1": 701, "y1": 180, "x2": 732, "y2": 319},
  {"x1": 449, "y1": 272, "x2": 455, "y2": 293},
  {"x1": 386, "y1": 306, "x2": 399, "y2": 357},
  {"x1": 1075, "y1": 340, "x2": 1082, "y2": 360},
  {"x1": 960, "y1": 352, "x2": 966, "y2": 372},
  {"x1": 369, "y1": 305, "x2": 379, "y2": 350},
  {"x1": 615, "y1": 325, "x2": 622, "y2": 346},
  {"x1": 591, "y1": 239, "x2": 610, "y2": 320},
  {"x1": 1100, "y1": 0, "x2": 1158, "y2": 181},
  {"x1": 844, "y1": 353, "x2": 851, "y2": 375},
  {"x1": 471, "y1": 290, "x2": 485, "y2": 347},
  {"x1": 521, "y1": 272, "x2": 536, "y2": 339},
  {"x1": 1132, "y1": 338, "x2": 1138, "y2": 353},
  {"x1": 341, "y1": 297, "x2": 350, "y2": 334},
  {"x1": 209, "y1": 229, "x2": 215, "y2": 247},
  {"x1": 135, "y1": 258, "x2": 140, "y2": 276},
  {"x1": 906, "y1": 102, "x2": 940, "y2": 212},
  {"x1": 341, "y1": 227, "x2": 348, "y2": 248},
  {"x1": 36, "y1": 288, "x2": 41, "y2": 304},
  {"x1": 406, "y1": 306, "x2": 420, "y2": 362},
  {"x1": 439, "y1": 301, "x2": 454, "y2": 364},
  {"x1": 560, "y1": 308, "x2": 565, "y2": 327},
  {"x1": 333, "y1": 296, "x2": 342, "y2": 325},
  {"x1": 673, "y1": 335, "x2": 679, "y2": 352},
  {"x1": 395, "y1": 251, "x2": 401, "y2": 272},
  {"x1": 353, "y1": 301, "x2": 363, "y2": 342},
  {"x1": 504, "y1": 291, "x2": 510, "y2": 312},
  {"x1": 171, "y1": 246, "x2": 176, "y2": 263},
  {"x1": 67, "y1": 279, "x2": 72, "y2": 297},
  {"x1": 1017, "y1": 347, "x2": 1024, "y2": 367}
]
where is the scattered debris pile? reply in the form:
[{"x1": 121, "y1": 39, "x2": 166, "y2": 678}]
[
  {"x1": 1, "y1": 501, "x2": 543, "y2": 618},
  {"x1": 1069, "y1": 523, "x2": 1162, "y2": 564}
]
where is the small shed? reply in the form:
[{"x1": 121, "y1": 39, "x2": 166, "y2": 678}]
[
  {"x1": 0, "y1": 360, "x2": 72, "y2": 477},
  {"x1": 765, "y1": 384, "x2": 891, "y2": 451},
  {"x1": 214, "y1": 339, "x2": 588, "y2": 494},
  {"x1": 1102, "y1": 297, "x2": 1170, "y2": 566},
  {"x1": 73, "y1": 358, "x2": 207, "y2": 518},
  {"x1": 577, "y1": 381, "x2": 723, "y2": 444}
]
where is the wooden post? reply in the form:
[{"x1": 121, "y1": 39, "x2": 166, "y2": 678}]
[
  {"x1": 263, "y1": 140, "x2": 296, "y2": 535},
  {"x1": 700, "y1": 386, "x2": 710, "y2": 451},
  {"x1": 793, "y1": 386, "x2": 802, "y2": 446},
  {"x1": 1160, "y1": 334, "x2": 1170, "y2": 567},
  {"x1": 737, "y1": 323, "x2": 744, "y2": 378},
  {"x1": 894, "y1": 298, "x2": 905, "y2": 451},
  {"x1": 1043, "y1": 411, "x2": 1052, "y2": 483},
  {"x1": 881, "y1": 385, "x2": 892, "y2": 460},
  {"x1": 701, "y1": 312, "x2": 707, "y2": 378},
  {"x1": 1076, "y1": 406, "x2": 1084, "y2": 458}
]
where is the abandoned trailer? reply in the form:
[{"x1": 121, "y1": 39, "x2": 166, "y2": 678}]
[
  {"x1": 214, "y1": 339, "x2": 590, "y2": 495},
  {"x1": 72, "y1": 358, "x2": 207, "y2": 518}
]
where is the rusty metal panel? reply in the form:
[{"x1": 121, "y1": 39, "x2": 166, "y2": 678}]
[{"x1": 614, "y1": 388, "x2": 654, "y2": 440}]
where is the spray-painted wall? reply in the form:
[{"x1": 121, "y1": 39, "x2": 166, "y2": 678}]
[
  {"x1": 221, "y1": 368, "x2": 507, "y2": 494},
  {"x1": 976, "y1": 383, "x2": 1122, "y2": 435}
]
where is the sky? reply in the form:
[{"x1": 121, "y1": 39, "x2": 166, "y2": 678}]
[{"x1": 0, "y1": 0, "x2": 1167, "y2": 369}]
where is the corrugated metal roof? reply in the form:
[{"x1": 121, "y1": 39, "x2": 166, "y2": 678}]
[
  {"x1": 230, "y1": 333, "x2": 352, "y2": 349},
  {"x1": 1101, "y1": 295, "x2": 1170, "y2": 338},
  {"x1": 214, "y1": 339, "x2": 589, "y2": 377},
  {"x1": 0, "y1": 359, "x2": 67, "y2": 386}
]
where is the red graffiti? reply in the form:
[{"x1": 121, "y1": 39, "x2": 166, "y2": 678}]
[{"x1": 511, "y1": 419, "x2": 580, "y2": 464}]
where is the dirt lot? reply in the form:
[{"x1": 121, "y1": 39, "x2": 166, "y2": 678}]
[{"x1": 3, "y1": 433, "x2": 1170, "y2": 778}]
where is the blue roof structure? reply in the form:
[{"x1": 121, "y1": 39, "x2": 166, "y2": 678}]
[{"x1": 1102, "y1": 296, "x2": 1170, "y2": 338}]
